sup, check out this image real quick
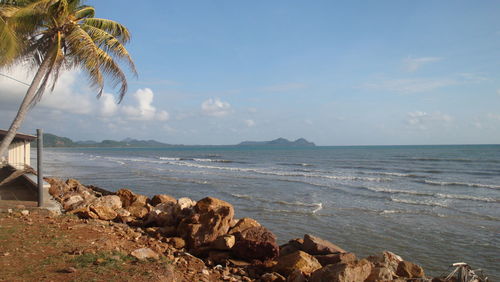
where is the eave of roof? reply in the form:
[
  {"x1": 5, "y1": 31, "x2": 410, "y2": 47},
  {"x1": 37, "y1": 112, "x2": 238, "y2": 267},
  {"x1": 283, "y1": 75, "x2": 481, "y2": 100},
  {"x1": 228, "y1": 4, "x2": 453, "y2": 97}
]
[{"x1": 0, "y1": 129, "x2": 37, "y2": 141}]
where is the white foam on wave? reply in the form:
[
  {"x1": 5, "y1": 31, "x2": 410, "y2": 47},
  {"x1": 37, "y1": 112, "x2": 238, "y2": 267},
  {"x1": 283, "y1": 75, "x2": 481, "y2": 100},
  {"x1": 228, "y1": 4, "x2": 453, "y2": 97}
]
[
  {"x1": 424, "y1": 180, "x2": 500, "y2": 190},
  {"x1": 363, "y1": 186, "x2": 431, "y2": 196},
  {"x1": 390, "y1": 197, "x2": 449, "y2": 208},
  {"x1": 312, "y1": 203, "x2": 323, "y2": 214},
  {"x1": 364, "y1": 186, "x2": 497, "y2": 203},
  {"x1": 435, "y1": 193, "x2": 498, "y2": 203}
]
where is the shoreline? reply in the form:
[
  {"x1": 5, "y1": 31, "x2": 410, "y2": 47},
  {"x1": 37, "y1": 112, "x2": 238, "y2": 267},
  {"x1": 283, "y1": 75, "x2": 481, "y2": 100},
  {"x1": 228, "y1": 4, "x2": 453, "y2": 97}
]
[{"x1": 31, "y1": 176, "x2": 480, "y2": 281}]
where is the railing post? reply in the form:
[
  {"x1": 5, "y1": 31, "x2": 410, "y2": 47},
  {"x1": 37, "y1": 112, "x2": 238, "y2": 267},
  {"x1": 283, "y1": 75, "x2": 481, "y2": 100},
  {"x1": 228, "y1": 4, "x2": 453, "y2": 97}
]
[{"x1": 37, "y1": 129, "x2": 44, "y2": 207}]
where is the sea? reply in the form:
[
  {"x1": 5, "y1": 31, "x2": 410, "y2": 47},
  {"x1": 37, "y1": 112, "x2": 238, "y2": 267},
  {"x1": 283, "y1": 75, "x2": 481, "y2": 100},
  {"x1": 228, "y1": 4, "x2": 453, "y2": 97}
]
[{"x1": 37, "y1": 145, "x2": 499, "y2": 279}]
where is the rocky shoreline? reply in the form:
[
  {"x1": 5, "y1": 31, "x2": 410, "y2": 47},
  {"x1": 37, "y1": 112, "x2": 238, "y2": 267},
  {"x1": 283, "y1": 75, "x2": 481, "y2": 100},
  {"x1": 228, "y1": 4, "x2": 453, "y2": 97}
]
[{"x1": 46, "y1": 177, "x2": 452, "y2": 281}]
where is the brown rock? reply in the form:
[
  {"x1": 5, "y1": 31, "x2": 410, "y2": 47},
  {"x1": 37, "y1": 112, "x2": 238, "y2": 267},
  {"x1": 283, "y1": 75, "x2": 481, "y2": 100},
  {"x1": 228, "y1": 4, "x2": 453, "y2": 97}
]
[
  {"x1": 69, "y1": 207, "x2": 99, "y2": 219},
  {"x1": 366, "y1": 251, "x2": 403, "y2": 275},
  {"x1": 116, "y1": 188, "x2": 148, "y2": 208},
  {"x1": 314, "y1": 252, "x2": 356, "y2": 267},
  {"x1": 62, "y1": 195, "x2": 84, "y2": 211},
  {"x1": 310, "y1": 259, "x2": 373, "y2": 282},
  {"x1": 261, "y1": 272, "x2": 286, "y2": 282},
  {"x1": 212, "y1": 234, "x2": 236, "y2": 250},
  {"x1": 274, "y1": 250, "x2": 322, "y2": 277},
  {"x1": 396, "y1": 260, "x2": 425, "y2": 278},
  {"x1": 145, "y1": 201, "x2": 180, "y2": 226},
  {"x1": 366, "y1": 266, "x2": 394, "y2": 281},
  {"x1": 127, "y1": 205, "x2": 149, "y2": 218},
  {"x1": 229, "y1": 217, "x2": 261, "y2": 234},
  {"x1": 286, "y1": 269, "x2": 307, "y2": 282},
  {"x1": 302, "y1": 234, "x2": 346, "y2": 255},
  {"x1": 66, "y1": 178, "x2": 82, "y2": 189},
  {"x1": 150, "y1": 194, "x2": 177, "y2": 206},
  {"x1": 159, "y1": 225, "x2": 177, "y2": 237},
  {"x1": 232, "y1": 226, "x2": 279, "y2": 261},
  {"x1": 208, "y1": 251, "x2": 231, "y2": 264},
  {"x1": 90, "y1": 205, "x2": 117, "y2": 220},
  {"x1": 168, "y1": 237, "x2": 186, "y2": 249},
  {"x1": 130, "y1": 248, "x2": 159, "y2": 260},
  {"x1": 90, "y1": 195, "x2": 122, "y2": 210},
  {"x1": 177, "y1": 197, "x2": 234, "y2": 249}
]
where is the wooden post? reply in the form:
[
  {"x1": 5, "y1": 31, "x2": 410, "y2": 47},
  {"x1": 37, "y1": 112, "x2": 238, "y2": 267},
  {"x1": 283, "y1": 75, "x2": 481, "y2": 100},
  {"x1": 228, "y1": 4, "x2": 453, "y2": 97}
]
[{"x1": 37, "y1": 129, "x2": 44, "y2": 207}]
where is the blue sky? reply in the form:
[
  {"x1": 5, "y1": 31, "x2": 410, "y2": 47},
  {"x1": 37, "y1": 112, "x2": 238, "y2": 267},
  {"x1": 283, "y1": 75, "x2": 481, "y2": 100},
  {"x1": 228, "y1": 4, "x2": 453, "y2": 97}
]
[{"x1": 1, "y1": 0, "x2": 499, "y2": 145}]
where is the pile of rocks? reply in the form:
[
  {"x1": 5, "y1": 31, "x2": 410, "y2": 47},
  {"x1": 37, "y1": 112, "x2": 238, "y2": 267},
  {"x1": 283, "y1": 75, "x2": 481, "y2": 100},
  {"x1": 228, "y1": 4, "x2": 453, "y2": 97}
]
[{"x1": 46, "y1": 177, "x2": 431, "y2": 281}]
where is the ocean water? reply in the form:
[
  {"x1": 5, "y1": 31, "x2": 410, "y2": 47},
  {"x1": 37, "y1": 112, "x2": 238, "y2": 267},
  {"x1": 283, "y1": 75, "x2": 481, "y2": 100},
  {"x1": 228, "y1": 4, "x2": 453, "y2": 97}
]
[{"x1": 38, "y1": 145, "x2": 499, "y2": 279}]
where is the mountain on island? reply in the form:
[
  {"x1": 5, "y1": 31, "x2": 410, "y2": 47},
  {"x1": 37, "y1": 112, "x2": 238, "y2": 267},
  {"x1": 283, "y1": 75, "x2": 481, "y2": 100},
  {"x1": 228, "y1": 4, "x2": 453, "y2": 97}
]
[{"x1": 237, "y1": 138, "x2": 315, "y2": 147}]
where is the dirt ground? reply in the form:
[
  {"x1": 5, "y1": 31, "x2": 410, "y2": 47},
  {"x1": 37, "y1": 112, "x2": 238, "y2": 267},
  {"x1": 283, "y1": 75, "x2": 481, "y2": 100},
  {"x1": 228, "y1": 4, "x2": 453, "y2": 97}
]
[{"x1": 0, "y1": 208, "x2": 246, "y2": 282}]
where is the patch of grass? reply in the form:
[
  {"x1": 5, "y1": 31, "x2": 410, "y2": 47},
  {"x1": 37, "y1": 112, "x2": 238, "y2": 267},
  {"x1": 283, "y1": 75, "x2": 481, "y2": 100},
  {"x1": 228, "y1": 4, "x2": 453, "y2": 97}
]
[
  {"x1": 71, "y1": 251, "x2": 133, "y2": 270},
  {"x1": 0, "y1": 225, "x2": 20, "y2": 240}
]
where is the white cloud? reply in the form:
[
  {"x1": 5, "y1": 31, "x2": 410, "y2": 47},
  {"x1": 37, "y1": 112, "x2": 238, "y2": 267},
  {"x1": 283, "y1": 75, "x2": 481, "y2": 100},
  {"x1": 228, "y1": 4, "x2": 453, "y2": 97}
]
[
  {"x1": 201, "y1": 98, "x2": 231, "y2": 117},
  {"x1": 244, "y1": 119, "x2": 256, "y2": 127},
  {"x1": 362, "y1": 78, "x2": 455, "y2": 94},
  {"x1": 407, "y1": 111, "x2": 453, "y2": 130},
  {"x1": 403, "y1": 56, "x2": 442, "y2": 72},
  {"x1": 99, "y1": 93, "x2": 118, "y2": 117},
  {"x1": 260, "y1": 83, "x2": 307, "y2": 92},
  {"x1": 122, "y1": 88, "x2": 169, "y2": 121},
  {"x1": 0, "y1": 65, "x2": 93, "y2": 114}
]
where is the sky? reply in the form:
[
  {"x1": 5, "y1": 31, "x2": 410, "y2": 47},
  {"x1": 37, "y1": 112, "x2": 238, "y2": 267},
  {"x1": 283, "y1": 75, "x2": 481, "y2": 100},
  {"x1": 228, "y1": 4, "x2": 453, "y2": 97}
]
[{"x1": 1, "y1": 0, "x2": 499, "y2": 145}]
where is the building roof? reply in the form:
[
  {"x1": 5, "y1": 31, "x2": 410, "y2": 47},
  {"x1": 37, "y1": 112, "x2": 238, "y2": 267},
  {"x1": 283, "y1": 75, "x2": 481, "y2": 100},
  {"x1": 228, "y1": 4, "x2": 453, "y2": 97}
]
[{"x1": 0, "y1": 129, "x2": 37, "y2": 142}]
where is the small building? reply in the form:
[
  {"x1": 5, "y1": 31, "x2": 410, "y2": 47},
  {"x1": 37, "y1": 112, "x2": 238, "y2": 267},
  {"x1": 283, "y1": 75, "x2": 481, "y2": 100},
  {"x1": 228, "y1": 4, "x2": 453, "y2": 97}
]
[{"x1": 0, "y1": 129, "x2": 37, "y2": 169}]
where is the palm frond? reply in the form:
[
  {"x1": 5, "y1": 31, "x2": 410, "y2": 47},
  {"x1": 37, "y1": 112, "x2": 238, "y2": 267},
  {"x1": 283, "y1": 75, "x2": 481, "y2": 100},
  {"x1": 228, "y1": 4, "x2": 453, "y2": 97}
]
[
  {"x1": 81, "y1": 23, "x2": 137, "y2": 75},
  {"x1": 81, "y1": 17, "x2": 130, "y2": 43},
  {"x1": 74, "y1": 5, "x2": 93, "y2": 19}
]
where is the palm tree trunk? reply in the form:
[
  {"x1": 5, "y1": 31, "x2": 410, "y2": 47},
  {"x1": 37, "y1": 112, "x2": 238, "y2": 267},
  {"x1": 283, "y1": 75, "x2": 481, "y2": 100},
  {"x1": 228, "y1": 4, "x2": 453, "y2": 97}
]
[{"x1": 0, "y1": 53, "x2": 54, "y2": 160}]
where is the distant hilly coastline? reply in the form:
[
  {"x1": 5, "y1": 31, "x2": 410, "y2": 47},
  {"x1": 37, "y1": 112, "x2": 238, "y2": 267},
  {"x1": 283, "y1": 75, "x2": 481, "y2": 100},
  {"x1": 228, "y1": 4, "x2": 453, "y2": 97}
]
[
  {"x1": 38, "y1": 133, "x2": 171, "y2": 148},
  {"x1": 37, "y1": 134, "x2": 316, "y2": 148},
  {"x1": 238, "y1": 138, "x2": 315, "y2": 147}
]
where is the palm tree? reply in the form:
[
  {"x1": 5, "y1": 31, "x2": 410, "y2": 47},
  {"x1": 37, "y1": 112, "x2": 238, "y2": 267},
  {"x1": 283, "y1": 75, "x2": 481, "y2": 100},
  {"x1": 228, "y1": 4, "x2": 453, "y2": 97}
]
[{"x1": 0, "y1": 0, "x2": 136, "y2": 158}]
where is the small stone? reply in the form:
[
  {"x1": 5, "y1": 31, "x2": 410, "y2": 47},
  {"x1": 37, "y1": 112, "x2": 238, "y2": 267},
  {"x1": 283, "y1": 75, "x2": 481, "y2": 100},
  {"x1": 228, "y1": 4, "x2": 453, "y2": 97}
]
[
  {"x1": 274, "y1": 250, "x2": 322, "y2": 276},
  {"x1": 7, "y1": 209, "x2": 12, "y2": 214},
  {"x1": 130, "y1": 247, "x2": 159, "y2": 260},
  {"x1": 21, "y1": 210, "x2": 30, "y2": 216},
  {"x1": 63, "y1": 267, "x2": 77, "y2": 273},
  {"x1": 202, "y1": 269, "x2": 210, "y2": 275},
  {"x1": 302, "y1": 234, "x2": 346, "y2": 255}
]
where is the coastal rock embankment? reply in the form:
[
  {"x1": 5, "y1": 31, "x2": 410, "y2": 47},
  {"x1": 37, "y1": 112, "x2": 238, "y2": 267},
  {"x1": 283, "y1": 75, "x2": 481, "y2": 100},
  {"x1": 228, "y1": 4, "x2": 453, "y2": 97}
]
[{"x1": 46, "y1": 177, "x2": 443, "y2": 281}]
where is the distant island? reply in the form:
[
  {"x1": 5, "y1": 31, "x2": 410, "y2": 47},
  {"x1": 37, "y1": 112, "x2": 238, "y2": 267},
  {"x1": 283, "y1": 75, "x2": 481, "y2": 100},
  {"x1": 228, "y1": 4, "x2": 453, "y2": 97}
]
[
  {"x1": 37, "y1": 134, "x2": 315, "y2": 148},
  {"x1": 237, "y1": 138, "x2": 315, "y2": 147}
]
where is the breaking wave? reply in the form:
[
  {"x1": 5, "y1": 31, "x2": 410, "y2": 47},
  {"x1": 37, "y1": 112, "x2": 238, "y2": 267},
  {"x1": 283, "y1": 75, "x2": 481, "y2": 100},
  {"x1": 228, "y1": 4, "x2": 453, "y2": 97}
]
[{"x1": 423, "y1": 180, "x2": 500, "y2": 190}]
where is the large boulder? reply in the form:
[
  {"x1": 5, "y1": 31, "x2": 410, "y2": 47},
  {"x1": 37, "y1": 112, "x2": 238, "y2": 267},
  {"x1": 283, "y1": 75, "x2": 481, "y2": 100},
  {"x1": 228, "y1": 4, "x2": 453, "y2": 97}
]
[
  {"x1": 90, "y1": 195, "x2": 122, "y2": 210},
  {"x1": 232, "y1": 226, "x2": 280, "y2": 261},
  {"x1": 145, "y1": 201, "x2": 180, "y2": 227},
  {"x1": 177, "y1": 197, "x2": 234, "y2": 249},
  {"x1": 273, "y1": 250, "x2": 322, "y2": 277},
  {"x1": 310, "y1": 259, "x2": 372, "y2": 282},
  {"x1": 116, "y1": 189, "x2": 148, "y2": 208},
  {"x1": 366, "y1": 251, "x2": 403, "y2": 278},
  {"x1": 396, "y1": 260, "x2": 425, "y2": 278},
  {"x1": 302, "y1": 234, "x2": 346, "y2": 255},
  {"x1": 229, "y1": 217, "x2": 261, "y2": 234},
  {"x1": 62, "y1": 194, "x2": 84, "y2": 211},
  {"x1": 150, "y1": 194, "x2": 177, "y2": 206},
  {"x1": 90, "y1": 205, "x2": 118, "y2": 220}
]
